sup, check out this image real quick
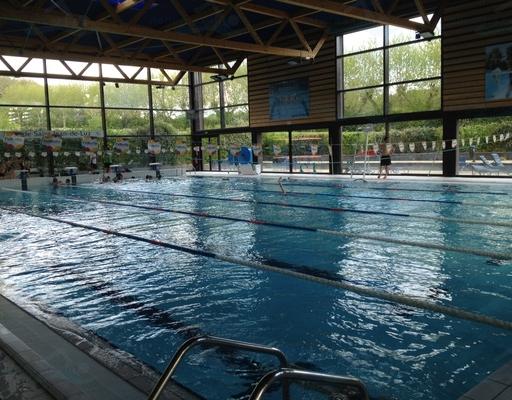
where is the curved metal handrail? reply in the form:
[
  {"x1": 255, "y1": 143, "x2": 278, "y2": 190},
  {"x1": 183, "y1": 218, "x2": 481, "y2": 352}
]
[
  {"x1": 249, "y1": 368, "x2": 369, "y2": 400},
  {"x1": 147, "y1": 335, "x2": 289, "y2": 400}
]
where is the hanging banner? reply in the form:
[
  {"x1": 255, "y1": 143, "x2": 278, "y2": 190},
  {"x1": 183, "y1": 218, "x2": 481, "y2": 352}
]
[
  {"x1": 147, "y1": 139, "x2": 161, "y2": 155},
  {"x1": 229, "y1": 145, "x2": 240, "y2": 156},
  {"x1": 273, "y1": 144, "x2": 281, "y2": 156},
  {"x1": 310, "y1": 144, "x2": 318, "y2": 156},
  {"x1": 81, "y1": 136, "x2": 98, "y2": 153},
  {"x1": 500, "y1": 133, "x2": 505, "y2": 142},
  {"x1": 486, "y1": 136, "x2": 489, "y2": 144},
  {"x1": 442, "y1": 141, "x2": 446, "y2": 150},
  {"x1": 493, "y1": 135, "x2": 497, "y2": 143},
  {"x1": 41, "y1": 152, "x2": 47, "y2": 157},
  {"x1": 28, "y1": 151, "x2": 35, "y2": 158},
  {"x1": 114, "y1": 139, "x2": 130, "y2": 154},
  {"x1": 3, "y1": 152, "x2": 11, "y2": 158},
  {"x1": 477, "y1": 137, "x2": 481, "y2": 145},
  {"x1": 176, "y1": 143, "x2": 189, "y2": 155},
  {"x1": 42, "y1": 133, "x2": 62, "y2": 152},
  {"x1": 422, "y1": 141, "x2": 427, "y2": 151},
  {"x1": 461, "y1": 139, "x2": 465, "y2": 147},
  {"x1": 2, "y1": 132, "x2": 24, "y2": 150},
  {"x1": 75, "y1": 151, "x2": 81, "y2": 157},
  {"x1": 42, "y1": 137, "x2": 60, "y2": 152},
  {"x1": 505, "y1": 133, "x2": 510, "y2": 140},
  {"x1": 432, "y1": 141, "x2": 436, "y2": 151},
  {"x1": 469, "y1": 138, "x2": 473, "y2": 146},
  {"x1": 452, "y1": 139, "x2": 458, "y2": 148},
  {"x1": 398, "y1": 142, "x2": 405, "y2": 152},
  {"x1": 207, "y1": 144, "x2": 218, "y2": 155},
  {"x1": 192, "y1": 146, "x2": 200, "y2": 153},
  {"x1": 251, "y1": 145, "x2": 262, "y2": 156},
  {"x1": 408, "y1": 143, "x2": 415, "y2": 152}
]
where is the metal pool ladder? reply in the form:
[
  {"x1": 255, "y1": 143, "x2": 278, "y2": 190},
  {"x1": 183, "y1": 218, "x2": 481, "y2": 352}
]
[{"x1": 147, "y1": 335, "x2": 369, "y2": 400}]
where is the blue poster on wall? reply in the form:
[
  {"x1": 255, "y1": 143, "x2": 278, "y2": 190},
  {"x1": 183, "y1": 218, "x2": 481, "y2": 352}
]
[
  {"x1": 485, "y1": 43, "x2": 512, "y2": 100},
  {"x1": 269, "y1": 78, "x2": 310, "y2": 120}
]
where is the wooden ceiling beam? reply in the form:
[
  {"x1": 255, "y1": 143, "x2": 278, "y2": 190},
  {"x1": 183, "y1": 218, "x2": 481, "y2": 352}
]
[
  {"x1": 170, "y1": 0, "x2": 200, "y2": 34},
  {"x1": 204, "y1": 0, "x2": 327, "y2": 28},
  {"x1": 0, "y1": 35, "x2": 229, "y2": 73},
  {"x1": 414, "y1": 0, "x2": 430, "y2": 25},
  {"x1": 0, "y1": 5, "x2": 312, "y2": 58},
  {"x1": 272, "y1": 0, "x2": 430, "y2": 31},
  {"x1": 289, "y1": 19, "x2": 311, "y2": 52},
  {"x1": 232, "y1": 4, "x2": 263, "y2": 45}
]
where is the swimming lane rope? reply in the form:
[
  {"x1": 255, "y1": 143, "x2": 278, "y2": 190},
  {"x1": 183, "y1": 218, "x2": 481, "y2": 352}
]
[
  {"x1": 4, "y1": 188, "x2": 511, "y2": 261},
  {"x1": 1, "y1": 206, "x2": 512, "y2": 332},
  {"x1": 110, "y1": 188, "x2": 512, "y2": 229}
]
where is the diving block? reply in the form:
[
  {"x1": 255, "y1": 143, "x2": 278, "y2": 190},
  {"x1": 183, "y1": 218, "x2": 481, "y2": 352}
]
[{"x1": 238, "y1": 164, "x2": 259, "y2": 175}]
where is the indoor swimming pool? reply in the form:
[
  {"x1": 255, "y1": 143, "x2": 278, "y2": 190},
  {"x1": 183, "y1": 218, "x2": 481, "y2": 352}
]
[{"x1": 0, "y1": 176, "x2": 512, "y2": 399}]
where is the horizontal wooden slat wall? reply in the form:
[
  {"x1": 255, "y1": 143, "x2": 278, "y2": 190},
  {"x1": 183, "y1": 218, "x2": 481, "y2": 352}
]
[
  {"x1": 443, "y1": 0, "x2": 512, "y2": 111},
  {"x1": 248, "y1": 37, "x2": 336, "y2": 128}
]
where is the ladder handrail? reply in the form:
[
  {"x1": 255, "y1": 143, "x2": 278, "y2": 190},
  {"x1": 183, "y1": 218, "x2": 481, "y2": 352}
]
[
  {"x1": 249, "y1": 368, "x2": 370, "y2": 400},
  {"x1": 147, "y1": 335, "x2": 289, "y2": 400}
]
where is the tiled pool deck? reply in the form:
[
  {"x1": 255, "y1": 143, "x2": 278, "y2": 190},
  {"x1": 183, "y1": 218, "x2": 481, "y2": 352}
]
[{"x1": 459, "y1": 361, "x2": 512, "y2": 400}]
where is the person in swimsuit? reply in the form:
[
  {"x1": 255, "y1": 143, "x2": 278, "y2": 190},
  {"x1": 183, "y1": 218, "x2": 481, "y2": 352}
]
[{"x1": 377, "y1": 142, "x2": 393, "y2": 179}]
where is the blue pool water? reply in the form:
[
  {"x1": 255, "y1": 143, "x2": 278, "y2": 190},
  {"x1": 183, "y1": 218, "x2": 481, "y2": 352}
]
[{"x1": 0, "y1": 177, "x2": 512, "y2": 399}]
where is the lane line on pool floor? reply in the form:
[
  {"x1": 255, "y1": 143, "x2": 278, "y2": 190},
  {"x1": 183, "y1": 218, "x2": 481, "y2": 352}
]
[
  {"x1": 3, "y1": 188, "x2": 511, "y2": 261},
  {"x1": 97, "y1": 188, "x2": 512, "y2": 229},
  {"x1": 2, "y1": 206, "x2": 512, "y2": 333}
]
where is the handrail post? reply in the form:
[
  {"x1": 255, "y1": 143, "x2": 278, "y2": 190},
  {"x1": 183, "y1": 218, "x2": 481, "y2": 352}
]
[
  {"x1": 249, "y1": 368, "x2": 369, "y2": 400},
  {"x1": 147, "y1": 335, "x2": 289, "y2": 400}
]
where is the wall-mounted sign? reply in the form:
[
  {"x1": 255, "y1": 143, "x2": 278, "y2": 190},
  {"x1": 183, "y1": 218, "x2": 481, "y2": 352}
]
[
  {"x1": 485, "y1": 43, "x2": 512, "y2": 100},
  {"x1": 269, "y1": 78, "x2": 309, "y2": 120}
]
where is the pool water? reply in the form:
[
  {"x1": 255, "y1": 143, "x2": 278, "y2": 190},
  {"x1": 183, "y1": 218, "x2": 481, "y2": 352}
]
[{"x1": 0, "y1": 177, "x2": 512, "y2": 399}]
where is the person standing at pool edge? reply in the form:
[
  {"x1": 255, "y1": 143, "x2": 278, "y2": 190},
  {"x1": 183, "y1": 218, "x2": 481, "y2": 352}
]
[{"x1": 377, "y1": 142, "x2": 393, "y2": 179}]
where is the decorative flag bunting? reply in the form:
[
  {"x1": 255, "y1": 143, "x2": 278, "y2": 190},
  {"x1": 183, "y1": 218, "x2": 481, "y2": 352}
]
[
  {"x1": 310, "y1": 144, "x2": 318, "y2": 155},
  {"x1": 273, "y1": 144, "x2": 281, "y2": 156},
  {"x1": 251, "y1": 145, "x2": 262, "y2": 156}
]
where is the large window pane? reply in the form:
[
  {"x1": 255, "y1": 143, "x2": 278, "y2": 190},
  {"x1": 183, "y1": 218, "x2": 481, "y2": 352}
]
[
  {"x1": 343, "y1": 50, "x2": 383, "y2": 89},
  {"x1": 343, "y1": 26, "x2": 383, "y2": 54},
  {"x1": 224, "y1": 105, "x2": 248, "y2": 128},
  {"x1": 0, "y1": 106, "x2": 46, "y2": 130},
  {"x1": 152, "y1": 85, "x2": 189, "y2": 110},
  {"x1": 154, "y1": 110, "x2": 190, "y2": 135},
  {"x1": 50, "y1": 108, "x2": 102, "y2": 132},
  {"x1": 388, "y1": 120, "x2": 443, "y2": 175},
  {"x1": 201, "y1": 109, "x2": 221, "y2": 130},
  {"x1": 341, "y1": 124, "x2": 385, "y2": 174},
  {"x1": 0, "y1": 77, "x2": 45, "y2": 105},
  {"x1": 262, "y1": 132, "x2": 289, "y2": 172},
  {"x1": 292, "y1": 130, "x2": 329, "y2": 173},
  {"x1": 389, "y1": 80, "x2": 441, "y2": 114},
  {"x1": 48, "y1": 79, "x2": 100, "y2": 107},
  {"x1": 458, "y1": 117, "x2": 512, "y2": 176},
  {"x1": 389, "y1": 40, "x2": 441, "y2": 83},
  {"x1": 104, "y1": 83, "x2": 148, "y2": 108},
  {"x1": 201, "y1": 82, "x2": 220, "y2": 109},
  {"x1": 343, "y1": 88, "x2": 383, "y2": 117},
  {"x1": 106, "y1": 109, "x2": 150, "y2": 135},
  {"x1": 218, "y1": 133, "x2": 251, "y2": 172},
  {"x1": 223, "y1": 77, "x2": 248, "y2": 106}
]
